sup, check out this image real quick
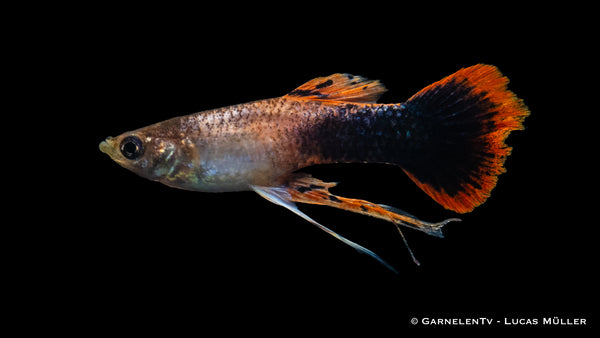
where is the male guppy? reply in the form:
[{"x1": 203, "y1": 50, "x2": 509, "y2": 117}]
[{"x1": 100, "y1": 64, "x2": 529, "y2": 272}]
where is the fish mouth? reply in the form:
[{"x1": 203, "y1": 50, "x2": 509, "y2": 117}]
[
  {"x1": 99, "y1": 141, "x2": 110, "y2": 154},
  {"x1": 100, "y1": 137, "x2": 130, "y2": 168},
  {"x1": 99, "y1": 137, "x2": 118, "y2": 158},
  {"x1": 99, "y1": 138, "x2": 112, "y2": 154}
]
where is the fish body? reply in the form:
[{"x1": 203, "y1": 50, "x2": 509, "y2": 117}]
[
  {"x1": 100, "y1": 65, "x2": 529, "y2": 271},
  {"x1": 102, "y1": 97, "x2": 417, "y2": 191}
]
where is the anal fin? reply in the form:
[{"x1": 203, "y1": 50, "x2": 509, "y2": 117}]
[
  {"x1": 252, "y1": 173, "x2": 460, "y2": 269},
  {"x1": 284, "y1": 174, "x2": 460, "y2": 238}
]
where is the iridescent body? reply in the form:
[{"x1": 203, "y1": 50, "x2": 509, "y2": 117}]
[
  {"x1": 101, "y1": 99, "x2": 413, "y2": 191},
  {"x1": 100, "y1": 65, "x2": 529, "y2": 271}
]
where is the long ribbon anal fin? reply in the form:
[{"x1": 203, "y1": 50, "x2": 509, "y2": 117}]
[{"x1": 283, "y1": 174, "x2": 460, "y2": 238}]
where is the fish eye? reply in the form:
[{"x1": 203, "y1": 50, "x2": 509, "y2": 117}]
[{"x1": 120, "y1": 136, "x2": 144, "y2": 160}]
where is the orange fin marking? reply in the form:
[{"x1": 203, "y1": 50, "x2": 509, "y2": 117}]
[
  {"x1": 285, "y1": 73, "x2": 387, "y2": 103},
  {"x1": 402, "y1": 64, "x2": 530, "y2": 213},
  {"x1": 284, "y1": 174, "x2": 458, "y2": 238}
]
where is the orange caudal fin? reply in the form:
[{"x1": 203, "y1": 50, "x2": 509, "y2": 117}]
[{"x1": 400, "y1": 64, "x2": 530, "y2": 213}]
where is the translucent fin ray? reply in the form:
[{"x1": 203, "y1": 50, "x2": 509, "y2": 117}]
[{"x1": 250, "y1": 184, "x2": 398, "y2": 274}]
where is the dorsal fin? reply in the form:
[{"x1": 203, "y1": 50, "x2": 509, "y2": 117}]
[{"x1": 285, "y1": 73, "x2": 387, "y2": 103}]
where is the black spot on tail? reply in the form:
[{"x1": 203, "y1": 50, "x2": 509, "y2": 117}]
[{"x1": 400, "y1": 79, "x2": 498, "y2": 196}]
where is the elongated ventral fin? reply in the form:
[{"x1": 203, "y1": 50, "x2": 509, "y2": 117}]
[
  {"x1": 401, "y1": 64, "x2": 530, "y2": 213},
  {"x1": 272, "y1": 173, "x2": 461, "y2": 266},
  {"x1": 285, "y1": 73, "x2": 387, "y2": 103},
  {"x1": 250, "y1": 183, "x2": 398, "y2": 273}
]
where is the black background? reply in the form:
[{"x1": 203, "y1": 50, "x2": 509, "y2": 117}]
[{"x1": 50, "y1": 5, "x2": 594, "y2": 333}]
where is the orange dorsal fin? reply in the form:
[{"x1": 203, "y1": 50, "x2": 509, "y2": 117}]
[{"x1": 285, "y1": 73, "x2": 387, "y2": 103}]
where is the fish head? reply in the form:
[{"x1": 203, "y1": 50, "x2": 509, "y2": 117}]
[{"x1": 99, "y1": 129, "x2": 184, "y2": 183}]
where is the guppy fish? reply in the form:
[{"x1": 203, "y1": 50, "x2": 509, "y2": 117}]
[{"x1": 100, "y1": 64, "x2": 529, "y2": 272}]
